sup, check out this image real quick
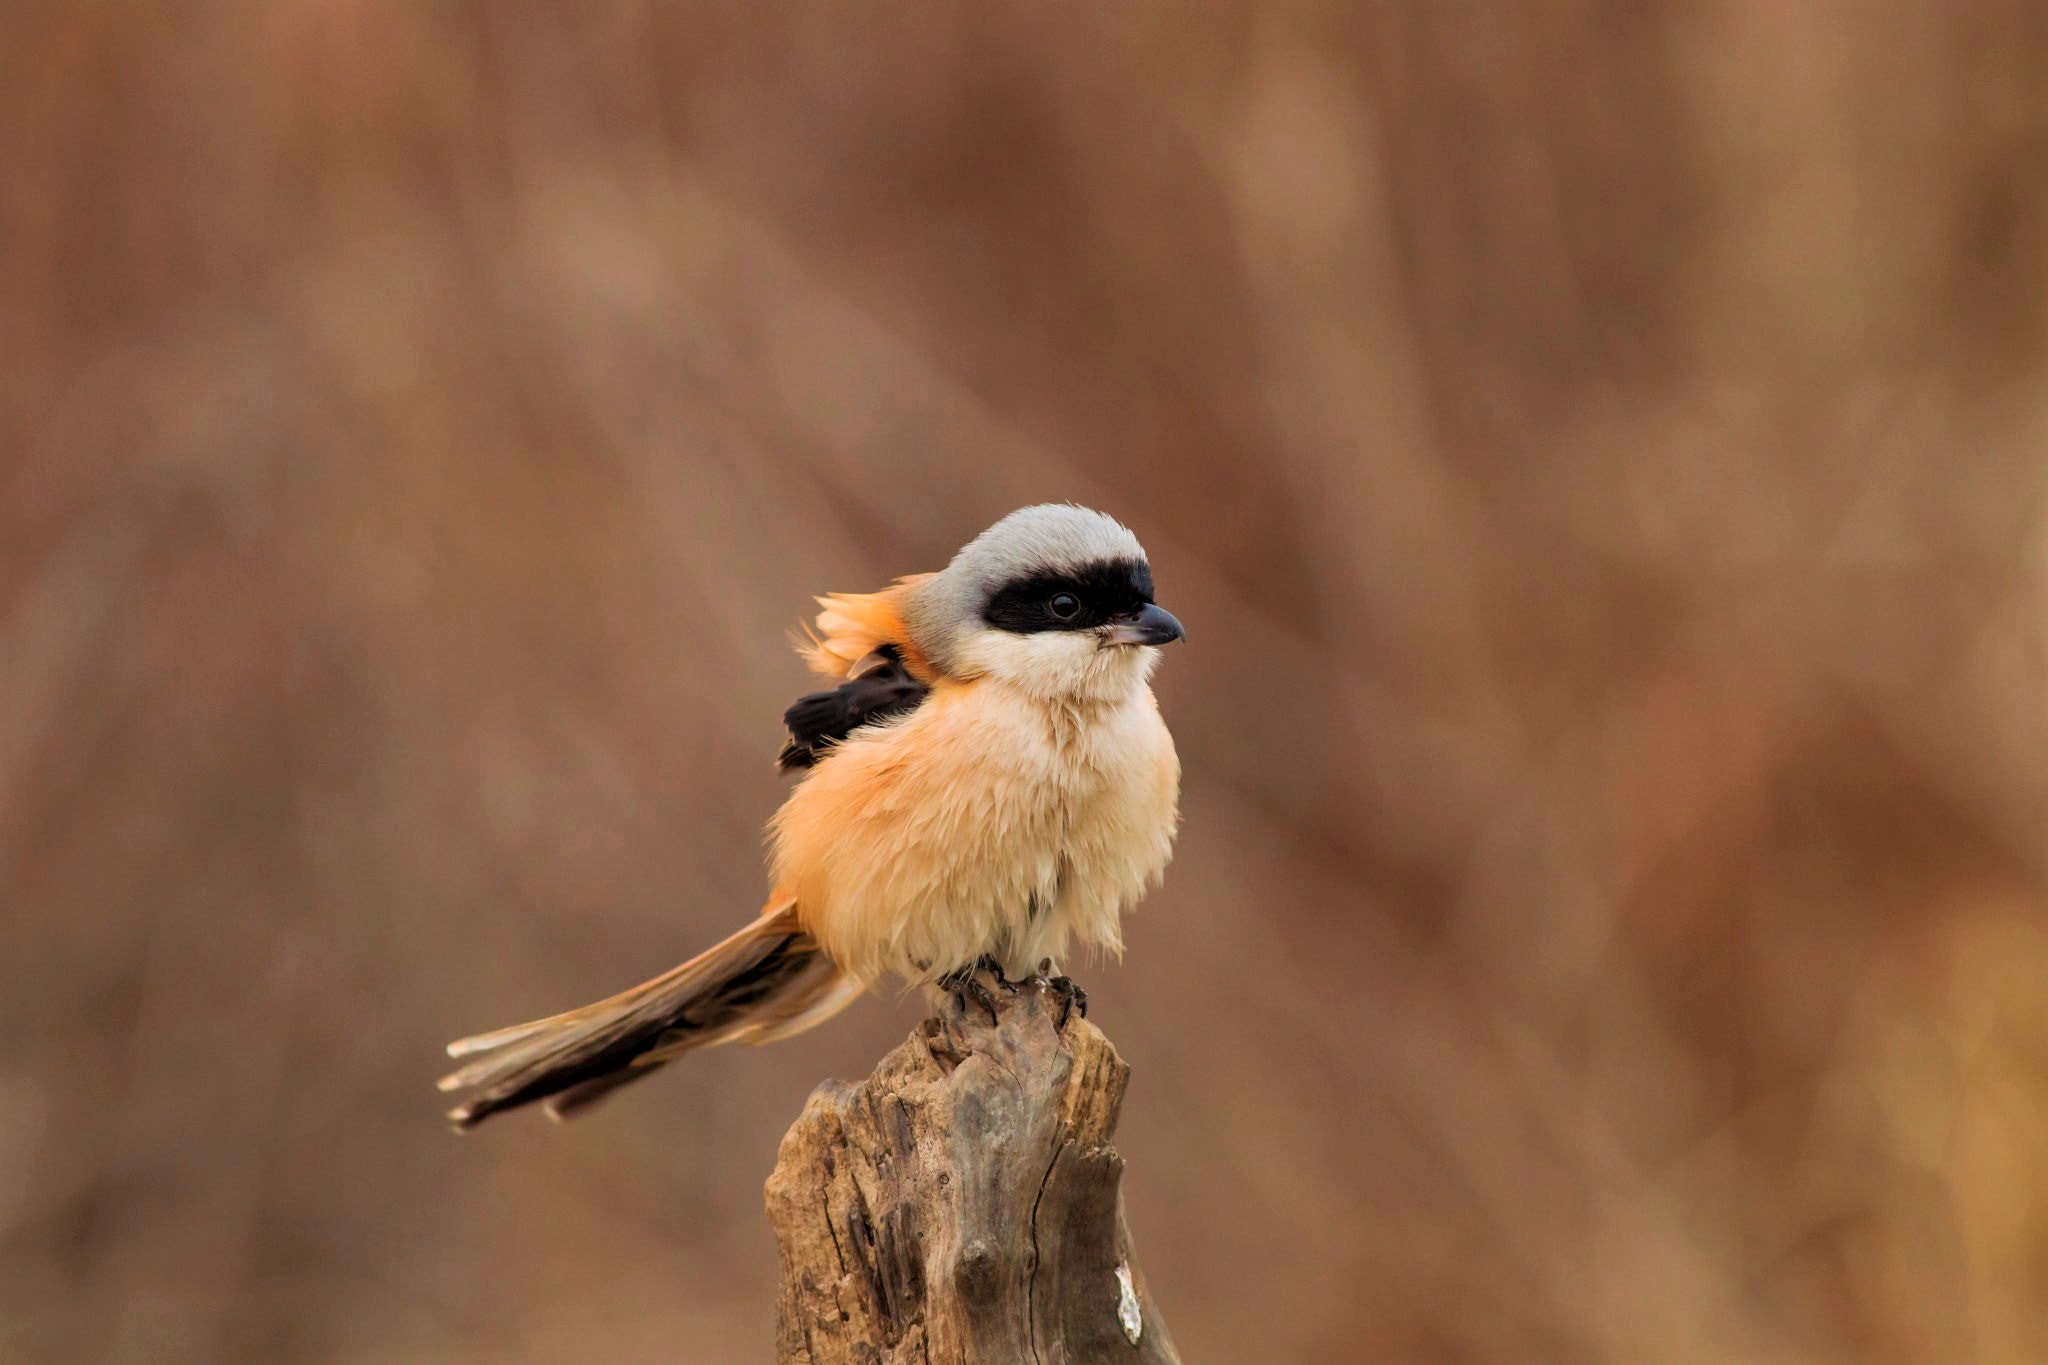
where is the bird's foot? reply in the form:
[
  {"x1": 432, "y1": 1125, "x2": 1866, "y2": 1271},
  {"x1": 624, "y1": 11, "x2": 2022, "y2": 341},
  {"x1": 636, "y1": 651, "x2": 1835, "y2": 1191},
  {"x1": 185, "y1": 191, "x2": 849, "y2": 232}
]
[
  {"x1": 1049, "y1": 977, "x2": 1087, "y2": 1029},
  {"x1": 974, "y1": 953, "x2": 1023, "y2": 993},
  {"x1": 939, "y1": 961, "x2": 1000, "y2": 1026},
  {"x1": 1031, "y1": 959, "x2": 1088, "y2": 1029}
]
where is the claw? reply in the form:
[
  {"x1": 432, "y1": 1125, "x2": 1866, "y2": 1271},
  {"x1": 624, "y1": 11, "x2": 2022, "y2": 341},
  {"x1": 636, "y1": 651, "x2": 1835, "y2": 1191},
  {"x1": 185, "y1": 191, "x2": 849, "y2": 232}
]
[
  {"x1": 940, "y1": 962, "x2": 1000, "y2": 1025},
  {"x1": 974, "y1": 953, "x2": 1022, "y2": 992},
  {"x1": 1047, "y1": 975, "x2": 1088, "y2": 1029}
]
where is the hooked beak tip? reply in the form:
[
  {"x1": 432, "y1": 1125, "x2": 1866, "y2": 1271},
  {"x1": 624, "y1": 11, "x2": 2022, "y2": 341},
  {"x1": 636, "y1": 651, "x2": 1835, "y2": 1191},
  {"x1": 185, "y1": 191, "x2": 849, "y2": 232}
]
[{"x1": 1104, "y1": 603, "x2": 1185, "y2": 648}]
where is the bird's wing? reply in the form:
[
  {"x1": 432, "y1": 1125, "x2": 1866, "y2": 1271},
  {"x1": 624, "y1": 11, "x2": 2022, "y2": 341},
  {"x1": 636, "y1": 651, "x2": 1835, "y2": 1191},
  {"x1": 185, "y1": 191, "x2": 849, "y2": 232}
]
[{"x1": 777, "y1": 646, "x2": 930, "y2": 772}]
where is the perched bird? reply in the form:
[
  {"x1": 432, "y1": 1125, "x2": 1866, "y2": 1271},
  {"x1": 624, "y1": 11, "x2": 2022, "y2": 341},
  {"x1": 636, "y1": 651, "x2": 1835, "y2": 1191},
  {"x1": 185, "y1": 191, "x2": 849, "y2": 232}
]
[{"x1": 439, "y1": 505, "x2": 1184, "y2": 1127}]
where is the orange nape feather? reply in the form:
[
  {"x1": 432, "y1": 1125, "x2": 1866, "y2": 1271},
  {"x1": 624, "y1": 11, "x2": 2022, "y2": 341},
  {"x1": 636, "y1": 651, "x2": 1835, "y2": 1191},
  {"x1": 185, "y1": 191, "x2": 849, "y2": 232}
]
[{"x1": 795, "y1": 573, "x2": 937, "y2": 682}]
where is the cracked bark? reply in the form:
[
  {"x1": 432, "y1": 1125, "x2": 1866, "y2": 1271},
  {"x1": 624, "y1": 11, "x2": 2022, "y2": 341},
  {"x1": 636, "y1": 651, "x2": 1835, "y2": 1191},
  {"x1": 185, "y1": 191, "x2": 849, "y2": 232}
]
[{"x1": 765, "y1": 980, "x2": 1179, "y2": 1364}]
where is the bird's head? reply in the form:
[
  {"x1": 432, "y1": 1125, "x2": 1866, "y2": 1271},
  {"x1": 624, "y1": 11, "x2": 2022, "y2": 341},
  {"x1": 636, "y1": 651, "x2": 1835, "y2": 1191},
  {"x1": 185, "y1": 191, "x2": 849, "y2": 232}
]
[{"x1": 904, "y1": 505, "x2": 1184, "y2": 704}]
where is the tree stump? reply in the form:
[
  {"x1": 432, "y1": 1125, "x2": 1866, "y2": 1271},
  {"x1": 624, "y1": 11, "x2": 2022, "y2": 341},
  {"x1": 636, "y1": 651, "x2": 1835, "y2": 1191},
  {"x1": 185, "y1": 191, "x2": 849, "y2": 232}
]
[{"x1": 764, "y1": 977, "x2": 1180, "y2": 1364}]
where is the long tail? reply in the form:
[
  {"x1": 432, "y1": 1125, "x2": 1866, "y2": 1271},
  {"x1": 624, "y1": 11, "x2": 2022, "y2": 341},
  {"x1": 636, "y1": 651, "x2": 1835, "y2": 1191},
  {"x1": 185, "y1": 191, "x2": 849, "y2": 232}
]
[{"x1": 437, "y1": 900, "x2": 860, "y2": 1129}]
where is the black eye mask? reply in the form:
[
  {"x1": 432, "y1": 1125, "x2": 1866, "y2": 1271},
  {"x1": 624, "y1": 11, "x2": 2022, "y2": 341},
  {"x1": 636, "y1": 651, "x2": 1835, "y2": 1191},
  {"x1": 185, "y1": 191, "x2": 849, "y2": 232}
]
[{"x1": 981, "y1": 558, "x2": 1155, "y2": 634}]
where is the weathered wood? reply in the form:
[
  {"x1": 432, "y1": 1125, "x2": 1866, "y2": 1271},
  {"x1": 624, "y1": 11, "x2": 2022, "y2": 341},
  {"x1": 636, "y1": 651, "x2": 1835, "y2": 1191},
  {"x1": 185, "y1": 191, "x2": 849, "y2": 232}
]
[{"x1": 764, "y1": 978, "x2": 1179, "y2": 1364}]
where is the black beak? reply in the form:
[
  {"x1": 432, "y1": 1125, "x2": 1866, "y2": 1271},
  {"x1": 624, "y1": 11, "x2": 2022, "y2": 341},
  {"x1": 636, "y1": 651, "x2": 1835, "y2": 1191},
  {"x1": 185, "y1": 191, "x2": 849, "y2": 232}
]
[{"x1": 1103, "y1": 603, "x2": 1185, "y2": 647}]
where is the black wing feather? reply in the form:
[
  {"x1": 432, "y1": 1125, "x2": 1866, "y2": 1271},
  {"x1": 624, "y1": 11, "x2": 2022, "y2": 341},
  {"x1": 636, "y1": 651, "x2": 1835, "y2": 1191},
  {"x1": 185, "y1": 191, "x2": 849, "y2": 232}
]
[{"x1": 777, "y1": 647, "x2": 929, "y2": 772}]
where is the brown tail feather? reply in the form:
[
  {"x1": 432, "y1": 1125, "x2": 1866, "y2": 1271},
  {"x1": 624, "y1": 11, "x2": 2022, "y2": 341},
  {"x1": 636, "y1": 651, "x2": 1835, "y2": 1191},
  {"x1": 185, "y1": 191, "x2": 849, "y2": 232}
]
[
  {"x1": 538, "y1": 1063, "x2": 667, "y2": 1122},
  {"x1": 438, "y1": 902, "x2": 858, "y2": 1129}
]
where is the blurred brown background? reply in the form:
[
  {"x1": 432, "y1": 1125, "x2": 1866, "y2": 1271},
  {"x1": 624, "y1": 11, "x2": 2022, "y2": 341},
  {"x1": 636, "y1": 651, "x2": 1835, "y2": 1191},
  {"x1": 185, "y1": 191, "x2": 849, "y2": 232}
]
[{"x1": 5, "y1": 3, "x2": 2048, "y2": 1362}]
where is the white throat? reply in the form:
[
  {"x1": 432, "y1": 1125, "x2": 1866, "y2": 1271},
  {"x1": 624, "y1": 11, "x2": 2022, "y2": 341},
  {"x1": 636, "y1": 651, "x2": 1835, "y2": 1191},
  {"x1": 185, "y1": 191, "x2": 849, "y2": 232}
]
[{"x1": 946, "y1": 628, "x2": 1161, "y2": 708}]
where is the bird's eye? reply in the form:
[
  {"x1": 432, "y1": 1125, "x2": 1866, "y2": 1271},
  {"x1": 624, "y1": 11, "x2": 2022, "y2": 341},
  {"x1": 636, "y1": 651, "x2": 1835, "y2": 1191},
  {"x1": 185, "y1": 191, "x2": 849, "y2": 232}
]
[{"x1": 1048, "y1": 592, "x2": 1081, "y2": 619}]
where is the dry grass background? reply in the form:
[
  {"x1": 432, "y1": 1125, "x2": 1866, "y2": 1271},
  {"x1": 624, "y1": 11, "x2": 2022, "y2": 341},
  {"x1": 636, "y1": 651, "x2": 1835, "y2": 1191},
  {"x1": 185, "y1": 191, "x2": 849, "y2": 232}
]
[{"x1": 5, "y1": 3, "x2": 2048, "y2": 1362}]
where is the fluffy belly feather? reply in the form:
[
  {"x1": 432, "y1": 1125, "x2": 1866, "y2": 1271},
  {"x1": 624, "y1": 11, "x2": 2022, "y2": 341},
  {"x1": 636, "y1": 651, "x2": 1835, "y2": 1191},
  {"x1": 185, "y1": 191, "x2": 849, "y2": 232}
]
[{"x1": 769, "y1": 680, "x2": 1180, "y2": 985}]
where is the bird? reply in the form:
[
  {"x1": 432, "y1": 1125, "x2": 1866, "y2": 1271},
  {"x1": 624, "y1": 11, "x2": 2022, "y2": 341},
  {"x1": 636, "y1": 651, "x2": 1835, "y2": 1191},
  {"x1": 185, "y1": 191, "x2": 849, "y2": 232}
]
[{"x1": 438, "y1": 504, "x2": 1184, "y2": 1128}]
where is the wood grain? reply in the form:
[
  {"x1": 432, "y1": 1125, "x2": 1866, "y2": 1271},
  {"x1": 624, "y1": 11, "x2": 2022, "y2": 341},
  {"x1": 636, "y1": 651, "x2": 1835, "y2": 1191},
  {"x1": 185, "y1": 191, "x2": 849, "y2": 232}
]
[{"x1": 765, "y1": 979, "x2": 1178, "y2": 1364}]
